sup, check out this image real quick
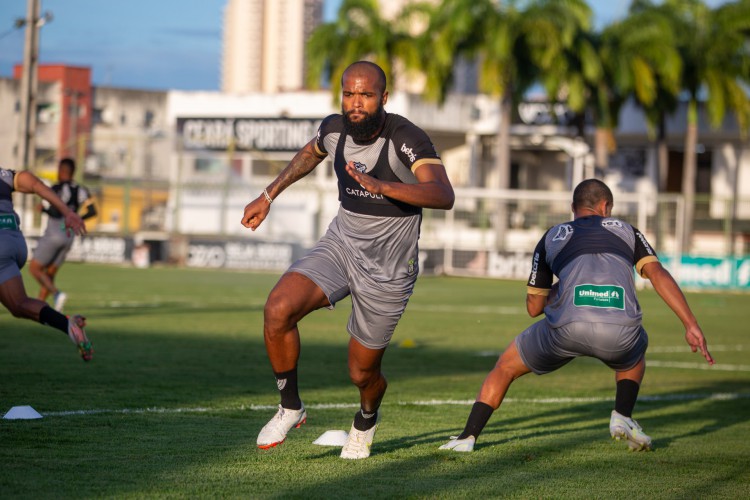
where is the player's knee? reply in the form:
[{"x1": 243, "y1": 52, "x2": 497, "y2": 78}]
[
  {"x1": 263, "y1": 294, "x2": 295, "y2": 329},
  {"x1": 6, "y1": 301, "x2": 26, "y2": 319},
  {"x1": 28, "y1": 261, "x2": 43, "y2": 277},
  {"x1": 493, "y1": 359, "x2": 523, "y2": 382},
  {"x1": 348, "y1": 367, "x2": 384, "y2": 390}
]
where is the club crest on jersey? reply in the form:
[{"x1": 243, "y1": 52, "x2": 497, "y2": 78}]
[
  {"x1": 552, "y1": 224, "x2": 574, "y2": 242},
  {"x1": 602, "y1": 219, "x2": 623, "y2": 228},
  {"x1": 353, "y1": 161, "x2": 367, "y2": 173}
]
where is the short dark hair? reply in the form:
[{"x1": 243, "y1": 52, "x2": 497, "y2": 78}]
[
  {"x1": 59, "y1": 157, "x2": 76, "y2": 174},
  {"x1": 342, "y1": 61, "x2": 387, "y2": 94},
  {"x1": 572, "y1": 179, "x2": 613, "y2": 211}
]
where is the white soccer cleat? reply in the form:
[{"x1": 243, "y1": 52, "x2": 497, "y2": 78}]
[
  {"x1": 610, "y1": 410, "x2": 652, "y2": 451},
  {"x1": 439, "y1": 435, "x2": 476, "y2": 452},
  {"x1": 54, "y1": 291, "x2": 68, "y2": 312},
  {"x1": 257, "y1": 404, "x2": 306, "y2": 449},
  {"x1": 340, "y1": 418, "x2": 379, "y2": 459}
]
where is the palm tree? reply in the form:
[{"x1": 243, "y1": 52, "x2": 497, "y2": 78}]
[
  {"x1": 305, "y1": 0, "x2": 425, "y2": 101},
  {"x1": 421, "y1": 0, "x2": 593, "y2": 190},
  {"x1": 655, "y1": 0, "x2": 750, "y2": 250},
  {"x1": 604, "y1": 5, "x2": 683, "y2": 182}
]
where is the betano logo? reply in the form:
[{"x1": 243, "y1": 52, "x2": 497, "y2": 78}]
[{"x1": 401, "y1": 143, "x2": 416, "y2": 162}]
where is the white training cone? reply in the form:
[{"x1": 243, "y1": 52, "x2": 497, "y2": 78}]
[
  {"x1": 3, "y1": 406, "x2": 43, "y2": 420},
  {"x1": 312, "y1": 430, "x2": 349, "y2": 447}
]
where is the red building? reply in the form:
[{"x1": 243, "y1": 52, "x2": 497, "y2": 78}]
[{"x1": 14, "y1": 63, "x2": 92, "y2": 161}]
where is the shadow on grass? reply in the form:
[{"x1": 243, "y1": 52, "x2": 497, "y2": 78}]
[
  {"x1": 2, "y1": 311, "x2": 749, "y2": 498},
  {"x1": 282, "y1": 381, "x2": 750, "y2": 498}
]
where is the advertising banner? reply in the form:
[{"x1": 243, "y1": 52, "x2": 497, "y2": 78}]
[{"x1": 662, "y1": 255, "x2": 750, "y2": 290}]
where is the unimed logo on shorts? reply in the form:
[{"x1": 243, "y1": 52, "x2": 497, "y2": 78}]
[{"x1": 574, "y1": 284, "x2": 625, "y2": 309}]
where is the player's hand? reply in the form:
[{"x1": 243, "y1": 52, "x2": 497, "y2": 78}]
[
  {"x1": 64, "y1": 211, "x2": 86, "y2": 236},
  {"x1": 345, "y1": 161, "x2": 384, "y2": 194},
  {"x1": 685, "y1": 325, "x2": 714, "y2": 365},
  {"x1": 241, "y1": 195, "x2": 270, "y2": 231}
]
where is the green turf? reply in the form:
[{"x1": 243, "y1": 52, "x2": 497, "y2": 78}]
[{"x1": 1, "y1": 263, "x2": 748, "y2": 498}]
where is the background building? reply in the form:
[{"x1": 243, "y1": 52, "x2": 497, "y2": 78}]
[{"x1": 221, "y1": 0, "x2": 323, "y2": 93}]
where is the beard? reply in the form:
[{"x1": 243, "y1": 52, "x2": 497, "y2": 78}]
[{"x1": 342, "y1": 104, "x2": 385, "y2": 141}]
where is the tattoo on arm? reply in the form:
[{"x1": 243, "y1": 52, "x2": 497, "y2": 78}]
[{"x1": 267, "y1": 141, "x2": 324, "y2": 198}]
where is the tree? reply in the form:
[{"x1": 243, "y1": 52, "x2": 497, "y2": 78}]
[
  {"x1": 421, "y1": 0, "x2": 593, "y2": 190},
  {"x1": 652, "y1": 0, "x2": 750, "y2": 250},
  {"x1": 605, "y1": 4, "x2": 683, "y2": 184},
  {"x1": 305, "y1": 0, "x2": 425, "y2": 101}
]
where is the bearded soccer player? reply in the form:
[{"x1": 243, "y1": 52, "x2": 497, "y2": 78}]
[
  {"x1": 440, "y1": 179, "x2": 713, "y2": 453},
  {"x1": 241, "y1": 61, "x2": 454, "y2": 459}
]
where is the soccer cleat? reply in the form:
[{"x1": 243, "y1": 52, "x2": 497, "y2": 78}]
[
  {"x1": 54, "y1": 291, "x2": 68, "y2": 312},
  {"x1": 257, "y1": 404, "x2": 307, "y2": 449},
  {"x1": 439, "y1": 435, "x2": 476, "y2": 452},
  {"x1": 340, "y1": 414, "x2": 380, "y2": 459},
  {"x1": 67, "y1": 315, "x2": 93, "y2": 362},
  {"x1": 610, "y1": 410, "x2": 652, "y2": 451}
]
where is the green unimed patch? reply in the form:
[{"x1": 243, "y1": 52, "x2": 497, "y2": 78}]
[{"x1": 1, "y1": 264, "x2": 748, "y2": 498}]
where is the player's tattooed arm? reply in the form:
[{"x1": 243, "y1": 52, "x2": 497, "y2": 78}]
[
  {"x1": 241, "y1": 139, "x2": 326, "y2": 231},
  {"x1": 266, "y1": 139, "x2": 326, "y2": 199}
]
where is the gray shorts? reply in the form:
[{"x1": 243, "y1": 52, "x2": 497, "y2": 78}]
[
  {"x1": 516, "y1": 320, "x2": 648, "y2": 374},
  {"x1": 33, "y1": 220, "x2": 74, "y2": 267},
  {"x1": 289, "y1": 216, "x2": 419, "y2": 349},
  {"x1": 0, "y1": 229, "x2": 28, "y2": 285}
]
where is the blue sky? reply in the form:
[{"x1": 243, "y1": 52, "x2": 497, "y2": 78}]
[{"x1": 0, "y1": 0, "x2": 727, "y2": 91}]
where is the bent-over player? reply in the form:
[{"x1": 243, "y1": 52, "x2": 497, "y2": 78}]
[{"x1": 440, "y1": 179, "x2": 713, "y2": 453}]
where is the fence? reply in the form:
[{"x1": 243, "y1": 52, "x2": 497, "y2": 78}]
[{"x1": 15, "y1": 171, "x2": 750, "y2": 288}]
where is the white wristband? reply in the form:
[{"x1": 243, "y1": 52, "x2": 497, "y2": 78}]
[{"x1": 262, "y1": 188, "x2": 273, "y2": 204}]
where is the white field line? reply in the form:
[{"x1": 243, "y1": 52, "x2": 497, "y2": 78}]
[
  {"x1": 105, "y1": 301, "x2": 522, "y2": 315},
  {"x1": 648, "y1": 344, "x2": 745, "y2": 353},
  {"x1": 647, "y1": 360, "x2": 750, "y2": 371},
  {"x1": 38, "y1": 392, "x2": 750, "y2": 417},
  {"x1": 476, "y1": 345, "x2": 749, "y2": 373},
  {"x1": 407, "y1": 304, "x2": 524, "y2": 315}
]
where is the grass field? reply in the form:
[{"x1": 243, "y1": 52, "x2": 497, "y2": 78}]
[{"x1": 1, "y1": 263, "x2": 749, "y2": 498}]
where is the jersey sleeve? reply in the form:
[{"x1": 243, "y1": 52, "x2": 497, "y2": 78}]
[
  {"x1": 527, "y1": 230, "x2": 554, "y2": 295},
  {"x1": 313, "y1": 114, "x2": 338, "y2": 158},
  {"x1": 0, "y1": 168, "x2": 15, "y2": 191},
  {"x1": 78, "y1": 185, "x2": 91, "y2": 204},
  {"x1": 392, "y1": 121, "x2": 443, "y2": 173},
  {"x1": 631, "y1": 226, "x2": 659, "y2": 277}
]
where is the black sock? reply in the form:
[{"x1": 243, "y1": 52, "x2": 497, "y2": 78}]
[
  {"x1": 457, "y1": 401, "x2": 494, "y2": 440},
  {"x1": 39, "y1": 306, "x2": 69, "y2": 335},
  {"x1": 274, "y1": 368, "x2": 301, "y2": 410},
  {"x1": 353, "y1": 408, "x2": 378, "y2": 431},
  {"x1": 615, "y1": 379, "x2": 640, "y2": 417}
]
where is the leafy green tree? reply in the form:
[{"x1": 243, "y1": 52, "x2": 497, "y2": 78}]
[
  {"x1": 421, "y1": 0, "x2": 592, "y2": 190},
  {"x1": 640, "y1": 0, "x2": 750, "y2": 249},
  {"x1": 305, "y1": 0, "x2": 425, "y2": 102},
  {"x1": 604, "y1": 4, "x2": 683, "y2": 180}
]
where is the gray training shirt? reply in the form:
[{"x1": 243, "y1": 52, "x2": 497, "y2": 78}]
[{"x1": 526, "y1": 215, "x2": 659, "y2": 329}]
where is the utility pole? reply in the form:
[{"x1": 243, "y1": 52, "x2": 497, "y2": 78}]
[
  {"x1": 17, "y1": 0, "x2": 41, "y2": 172},
  {"x1": 16, "y1": 0, "x2": 51, "y2": 228}
]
